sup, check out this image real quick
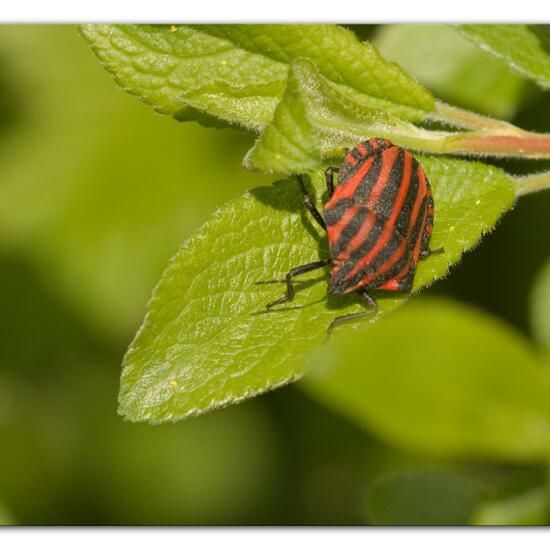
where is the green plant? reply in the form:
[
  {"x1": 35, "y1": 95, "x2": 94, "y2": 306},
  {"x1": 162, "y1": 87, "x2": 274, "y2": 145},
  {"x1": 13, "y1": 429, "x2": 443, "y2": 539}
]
[
  {"x1": 4, "y1": 22, "x2": 550, "y2": 527},
  {"x1": 81, "y1": 24, "x2": 550, "y2": 427}
]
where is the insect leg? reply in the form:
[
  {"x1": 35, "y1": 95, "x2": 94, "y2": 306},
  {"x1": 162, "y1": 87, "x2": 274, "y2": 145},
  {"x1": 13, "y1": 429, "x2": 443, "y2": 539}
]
[
  {"x1": 257, "y1": 259, "x2": 331, "y2": 309},
  {"x1": 297, "y1": 175, "x2": 326, "y2": 231},
  {"x1": 420, "y1": 246, "x2": 445, "y2": 259},
  {"x1": 324, "y1": 167, "x2": 339, "y2": 198},
  {"x1": 327, "y1": 288, "x2": 378, "y2": 335}
]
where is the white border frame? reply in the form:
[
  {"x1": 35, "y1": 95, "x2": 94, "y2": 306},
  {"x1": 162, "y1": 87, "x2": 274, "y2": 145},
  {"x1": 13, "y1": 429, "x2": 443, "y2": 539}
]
[{"x1": 0, "y1": 0, "x2": 548, "y2": 23}]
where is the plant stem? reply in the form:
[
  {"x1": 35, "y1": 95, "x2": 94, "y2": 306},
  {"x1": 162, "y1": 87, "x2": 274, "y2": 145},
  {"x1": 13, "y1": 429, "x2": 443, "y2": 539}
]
[
  {"x1": 430, "y1": 101, "x2": 522, "y2": 134},
  {"x1": 422, "y1": 102, "x2": 550, "y2": 157},
  {"x1": 370, "y1": 127, "x2": 550, "y2": 160},
  {"x1": 321, "y1": 104, "x2": 550, "y2": 160},
  {"x1": 514, "y1": 170, "x2": 550, "y2": 197},
  {"x1": 429, "y1": 131, "x2": 550, "y2": 159}
]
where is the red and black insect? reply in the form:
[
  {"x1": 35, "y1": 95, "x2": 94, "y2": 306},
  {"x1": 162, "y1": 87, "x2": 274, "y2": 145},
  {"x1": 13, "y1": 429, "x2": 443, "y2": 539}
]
[{"x1": 258, "y1": 138, "x2": 442, "y2": 332}]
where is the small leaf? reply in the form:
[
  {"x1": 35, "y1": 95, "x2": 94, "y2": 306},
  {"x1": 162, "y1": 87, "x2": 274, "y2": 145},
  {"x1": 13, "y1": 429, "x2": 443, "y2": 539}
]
[
  {"x1": 375, "y1": 24, "x2": 529, "y2": 119},
  {"x1": 303, "y1": 298, "x2": 550, "y2": 461},
  {"x1": 472, "y1": 486, "x2": 549, "y2": 526},
  {"x1": 458, "y1": 25, "x2": 550, "y2": 90},
  {"x1": 244, "y1": 59, "x2": 323, "y2": 174},
  {"x1": 530, "y1": 257, "x2": 550, "y2": 356},
  {"x1": 364, "y1": 471, "x2": 484, "y2": 525},
  {"x1": 244, "y1": 58, "x2": 421, "y2": 175},
  {"x1": 120, "y1": 158, "x2": 514, "y2": 422},
  {"x1": 80, "y1": 24, "x2": 434, "y2": 131}
]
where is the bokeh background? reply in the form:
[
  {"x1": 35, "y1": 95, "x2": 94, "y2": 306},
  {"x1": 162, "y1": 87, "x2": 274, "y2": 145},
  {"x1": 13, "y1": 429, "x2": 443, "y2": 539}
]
[{"x1": 1, "y1": 25, "x2": 550, "y2": 525}]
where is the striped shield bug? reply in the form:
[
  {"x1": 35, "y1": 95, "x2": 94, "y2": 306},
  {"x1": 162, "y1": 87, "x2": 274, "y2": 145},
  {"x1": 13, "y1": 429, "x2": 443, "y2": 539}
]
[{"x1": 257, "y1": 138, "x2": 443, "y2": 332}]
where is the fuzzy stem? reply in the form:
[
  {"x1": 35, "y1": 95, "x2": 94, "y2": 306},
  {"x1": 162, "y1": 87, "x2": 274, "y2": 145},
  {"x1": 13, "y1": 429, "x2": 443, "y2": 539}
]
[
  {"x1": 320, "y1": 104, "x2": 550, "y2": 160},
  {"x1": 429, "y1": 101, "x2": 524, "y2": 134},
  {"x1": 433, "y1": 132, "x2": 550, "y2": 158},
  {"x1": 514, "y1": 170, "x2": 550, "y2": 197}
]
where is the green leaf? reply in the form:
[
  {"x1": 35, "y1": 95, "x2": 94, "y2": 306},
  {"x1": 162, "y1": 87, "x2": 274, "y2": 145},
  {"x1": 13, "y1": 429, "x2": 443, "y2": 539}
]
[
  {"x1": 80, "y1": 24, "x2": 434, "y2": 131},
  {"x1": 120, "y1": 158, "x2": 514, "y2": 423},
  {"x1": 530, "y1": 257, "x2": 550, "y2": 356},
  {"x1": 303, "y1": 298, "x2": 550, "y2": 461},
  {"x1": 364, "y1": 471, "x2": 483, "y2": 525},
  {"x1": 472, "y1": 486, "x2": 549, "y2": 526},
  {"x1": 458, "y1": 25, "x2": 550, "y2": 90},
  {"x1": 375, "y1": 25, "x2": 529, "y2": 119}
]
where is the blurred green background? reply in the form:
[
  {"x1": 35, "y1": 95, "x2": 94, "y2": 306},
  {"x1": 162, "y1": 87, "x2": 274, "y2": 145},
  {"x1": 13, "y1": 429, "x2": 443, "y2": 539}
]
[{"x1": 1, "y1": 25, "x2": 550, "y2": 525}]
